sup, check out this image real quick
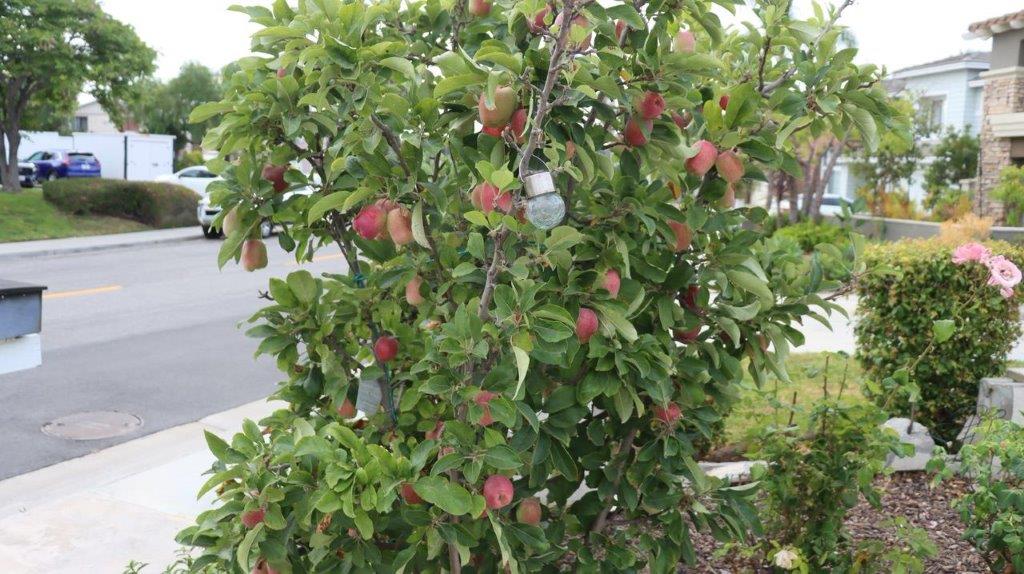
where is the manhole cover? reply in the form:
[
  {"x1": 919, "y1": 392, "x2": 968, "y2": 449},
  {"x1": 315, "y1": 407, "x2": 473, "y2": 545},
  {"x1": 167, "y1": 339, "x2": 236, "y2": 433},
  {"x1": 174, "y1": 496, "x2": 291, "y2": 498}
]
[{"x1": 41, "y1": 411, "x2": 143, "y2": 440}]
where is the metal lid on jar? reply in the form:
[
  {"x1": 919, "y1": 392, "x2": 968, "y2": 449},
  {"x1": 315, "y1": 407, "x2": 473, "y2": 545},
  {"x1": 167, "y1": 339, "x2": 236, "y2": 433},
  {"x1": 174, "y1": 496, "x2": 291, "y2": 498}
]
[{"x1": 523, "y1": 171, "x2": 555, "y2": 198}]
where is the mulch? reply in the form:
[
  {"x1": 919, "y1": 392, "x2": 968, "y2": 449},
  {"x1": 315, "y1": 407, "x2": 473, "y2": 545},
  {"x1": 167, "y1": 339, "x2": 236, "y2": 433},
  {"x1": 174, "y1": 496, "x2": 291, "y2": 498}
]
[{"x1": 682, "y1": 471, "x2": 990, "y2": 573}]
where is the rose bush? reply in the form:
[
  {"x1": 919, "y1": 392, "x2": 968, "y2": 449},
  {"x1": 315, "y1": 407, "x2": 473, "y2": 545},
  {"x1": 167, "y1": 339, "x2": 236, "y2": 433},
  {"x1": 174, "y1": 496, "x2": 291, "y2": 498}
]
[{"x1": 178, "y1": 0, "x2": 896, "y2": 571}]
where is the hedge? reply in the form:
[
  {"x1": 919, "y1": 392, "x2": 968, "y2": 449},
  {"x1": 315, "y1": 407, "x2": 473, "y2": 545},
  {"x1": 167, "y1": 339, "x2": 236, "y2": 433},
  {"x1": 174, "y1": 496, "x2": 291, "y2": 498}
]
[
  {"x1": 773, "y1": 220, "x2": 849, "y2": 253},
  {"x1": 43, "y1": 178, "x2": 199, "y2": 228},
  {"x1": 855, "y1": 239, "x2": 1024, "y2": 444}
]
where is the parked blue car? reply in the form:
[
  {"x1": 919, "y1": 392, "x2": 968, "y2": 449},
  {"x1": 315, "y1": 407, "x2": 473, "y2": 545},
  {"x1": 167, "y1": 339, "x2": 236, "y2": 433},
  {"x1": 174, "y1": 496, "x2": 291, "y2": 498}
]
[{"x1": 24, "y1": 150, "x2": 101, "y2": 181}]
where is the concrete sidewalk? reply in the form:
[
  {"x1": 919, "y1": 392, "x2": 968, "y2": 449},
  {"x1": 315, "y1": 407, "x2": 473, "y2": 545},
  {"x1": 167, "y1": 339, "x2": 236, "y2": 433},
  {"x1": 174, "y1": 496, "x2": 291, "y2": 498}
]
[
  {"x1": 0, "y1": 227, "x2": 200, "y2": 260},
  {"x1": 0, "y1": 398, "x2": 283, "y2": 573}
]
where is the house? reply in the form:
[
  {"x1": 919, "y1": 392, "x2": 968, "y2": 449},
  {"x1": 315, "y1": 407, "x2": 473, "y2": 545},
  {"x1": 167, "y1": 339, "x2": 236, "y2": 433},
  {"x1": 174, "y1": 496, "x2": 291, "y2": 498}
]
[
  {"x1": 967, "y1": 10, "x2": 1024, "y2": 221},
  {"x1": 826, "y1": 52, "x2": 989, "y2": 205}
]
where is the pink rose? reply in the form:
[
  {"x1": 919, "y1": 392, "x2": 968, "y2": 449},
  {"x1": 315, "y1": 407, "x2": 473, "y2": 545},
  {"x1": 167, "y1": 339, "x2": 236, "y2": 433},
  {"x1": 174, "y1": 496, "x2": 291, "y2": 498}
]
[
  {"x1": 1001, "y1": 287, "x2": 1014, "y2": 299},
  {"x1": 986, "y1": 255, "x2": 1022, "y2": 295},
  {"x1": 952, "y1": 242, "x2": 991, "y2": 264}
]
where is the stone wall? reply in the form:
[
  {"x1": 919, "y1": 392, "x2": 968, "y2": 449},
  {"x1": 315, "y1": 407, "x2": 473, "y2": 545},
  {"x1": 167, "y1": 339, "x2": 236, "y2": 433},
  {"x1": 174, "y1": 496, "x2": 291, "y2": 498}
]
[{"x1": 978, "y1": 68, "x2": 1024, "y2": 221}]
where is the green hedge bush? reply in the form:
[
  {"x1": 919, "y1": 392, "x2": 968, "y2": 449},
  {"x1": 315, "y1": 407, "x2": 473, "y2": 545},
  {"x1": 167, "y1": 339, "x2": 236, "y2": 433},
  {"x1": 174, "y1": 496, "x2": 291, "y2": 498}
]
[
  {"x1": 855, "y1": 239, "x2": 1024, "y2": 443},
  {"x1": 773, "y1": 220, "x2": 848, "y2": 253},
  {"x1": 43, "y1": 178, "x2": 199, "y2": 228}
]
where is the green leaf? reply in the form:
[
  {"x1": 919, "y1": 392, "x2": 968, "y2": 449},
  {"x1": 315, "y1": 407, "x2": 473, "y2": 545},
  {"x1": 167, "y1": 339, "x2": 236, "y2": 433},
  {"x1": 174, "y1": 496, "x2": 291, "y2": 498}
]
[
  {"x1": 595, "y1": 304, "x2": 638, "y2": 342},
  {"x1": 379, "y1": 56, "x2": 415, "y2": 79},
  {"x1": 484, "y1": 445, "x2": 523, "y2": 470},
  {"x1": 189, "y1": 101, "x2": 235, "y2": 123},
  {"x1": 354, "y1": 509, "x2": 373, "y2": 539},
  {"x1": 412, "y1": 476, "x2": 474, "y2": 515},
  {"x1": 932, "y1": 319, "x2": 955, "y2": 343},
  {"x1": 412, "y1": 202, "x2": 431, "y2": 249},
  {"x1": 236, "y1": 522, "x2": 263, "y2": 571},
  {"x1": 512, "y1": 346, "x2": 530, "y2": 400},
  {"x1": 843, "y1": 103, "x2": 879, "y2": 152}
]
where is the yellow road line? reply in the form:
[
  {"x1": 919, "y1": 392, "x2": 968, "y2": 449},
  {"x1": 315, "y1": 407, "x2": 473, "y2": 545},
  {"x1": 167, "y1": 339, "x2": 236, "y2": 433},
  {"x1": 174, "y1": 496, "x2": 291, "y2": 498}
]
[{"x1": 43, "y1": 285, "x2": 123, "y2": 300}]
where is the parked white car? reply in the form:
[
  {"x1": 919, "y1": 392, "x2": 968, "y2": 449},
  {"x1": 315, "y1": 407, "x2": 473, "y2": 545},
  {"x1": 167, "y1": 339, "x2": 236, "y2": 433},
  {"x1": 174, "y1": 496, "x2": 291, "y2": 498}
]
[
  {"x1": 155, "y1": 166, "x2": 222, "y2": 196},
  {"x1": 197, "y1": 186, "x2": 315, "y2": 240},
  {"x1": 18, "y1": 162, "x2": 36, "y2": 187}
]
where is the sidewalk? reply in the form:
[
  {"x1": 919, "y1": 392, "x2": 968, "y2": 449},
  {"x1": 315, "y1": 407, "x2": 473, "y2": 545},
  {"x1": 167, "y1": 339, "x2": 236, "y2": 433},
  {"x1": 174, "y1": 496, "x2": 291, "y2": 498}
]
[
  {"x1": 0, "y1": 227, "x2": 200, "y2": 260},
  {"x1": 0, "y1": 398, "x2": 283, "y2": 573}
]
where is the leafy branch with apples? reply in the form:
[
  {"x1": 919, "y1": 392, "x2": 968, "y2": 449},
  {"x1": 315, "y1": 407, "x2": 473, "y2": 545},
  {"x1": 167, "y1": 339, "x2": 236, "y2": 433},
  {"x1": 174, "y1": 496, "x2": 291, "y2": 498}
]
[{"x1": 179, "y1": 0, "x2": 898, "y2": 572}]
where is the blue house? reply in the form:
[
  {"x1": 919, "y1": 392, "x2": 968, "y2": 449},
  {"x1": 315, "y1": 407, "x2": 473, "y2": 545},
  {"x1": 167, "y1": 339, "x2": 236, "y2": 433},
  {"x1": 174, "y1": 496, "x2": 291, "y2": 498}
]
[{"x1": 827, "y1": 52, "x2": 989, "y2": 205}]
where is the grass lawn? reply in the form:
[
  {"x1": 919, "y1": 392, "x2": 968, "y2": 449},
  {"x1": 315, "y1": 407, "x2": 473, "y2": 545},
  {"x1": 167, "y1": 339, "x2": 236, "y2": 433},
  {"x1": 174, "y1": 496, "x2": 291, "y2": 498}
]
[
  {"x1": 722, "y1": 352, "x2": 869, "y2": 447},
  {"x1": 0, "y1": 189, "x2": 149, "y2": 242}
]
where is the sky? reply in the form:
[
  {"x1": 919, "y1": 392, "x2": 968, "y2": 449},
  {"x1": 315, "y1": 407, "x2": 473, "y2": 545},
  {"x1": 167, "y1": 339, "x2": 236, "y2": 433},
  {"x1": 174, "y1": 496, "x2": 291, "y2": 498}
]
[{"x1": 96, "y1": 0, "x2": 1022, "y2": 83}]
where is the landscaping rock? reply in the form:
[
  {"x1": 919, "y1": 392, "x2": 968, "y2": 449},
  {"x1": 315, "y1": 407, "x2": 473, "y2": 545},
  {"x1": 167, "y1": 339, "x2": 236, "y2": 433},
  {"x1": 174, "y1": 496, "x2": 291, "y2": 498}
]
[
  {"x1": 698, "y1": 460, "x2": 765, "y2": 484},
  {"x1": 976, "y1": 376, "x2": 1024, "y2": 424},
  {"x1": 883, "y1": 417, "x2": 935, "y2": 472}
]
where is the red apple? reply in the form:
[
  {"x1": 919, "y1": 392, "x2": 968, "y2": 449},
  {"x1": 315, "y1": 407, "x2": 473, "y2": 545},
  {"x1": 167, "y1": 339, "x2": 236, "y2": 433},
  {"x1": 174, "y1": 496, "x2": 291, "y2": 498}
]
[
  {"x1": 615, "y1": 19, "x2": 629, "y2": 44},
  {"x1": 241, "y1": 508, "x2": 265, "y2": 529},
  {"x1": 528, "y1": 6, "x2": 551, "y2": 34},
  {"x1": 623, "y1": 116, "x2": 652, "y2": 147},
  {"x1": 481, "y1": 124, "x2": 505, "y2": 137},
  {"x1": 475, "y1": 390, "x2": 497, "y2": 426},
  {"x1": 373, "y1": 336, "x2": 399, "y2": 363},
  {"x1": 715, "y1": 150, "x2": 744, "y2": 184},
  {"x1": 241, "y1": 239, "x2": 268, "y2": 272},
  {"x1": 401, "y1": 483, "x2": 424, "y2": 504},
  {"x1": 222, "y1": 207, "x2": 241, "y2": 236},
  {"x1": 669, "y1": 221, "x2": 692, "y2": 252},
  {"x1": 510, "y1": 108, "x2": 528, "y2": 144},
  {"x1": 386, "y1": 207, "x2": 413, "y2": 246},
  {"x1": 719, "y1": 94, "x2": 730, "y2": 110},
  {"x1": 470, "y1": 182, "x2": 511, "y2": 214},
  {"x1": 276, "y1": 67, "x2": 287, "y2": 79},
  {"x1": 405, "y1": 275, "x2": 425, "y2": 305},
  {"x1": 566, "y1": 140, "x2": 577, "y2": 160},
  {"x1": 673, "y1": 29, "x2": 695, "y2": 53},
  {"x1": 637, "y1": 91, "x2": 665, "y2": 120},
  {"x1": 685, "y1": 140, "x2": 718, "y2": 177},
  {"x1": 516, "y1": 497, "x2": 542, "y2": 525},
  {"x1": 672, "y1": 111, "x2": 692, "y2": 130},
  {"x1": 576, "y1": 308, "x2": 599, "y2": 344},
  {"x1": 425, "y1": 420, "x2": 445, "y2": 440},
  {"x1": 252, "y1": 558, "x2": 281, "y2": 574},
  {"x1": 679, "y1": 285, "x2": 700, "y2": 312},
  {"x1": 337, "y1": 398, "x2": 356, "y2": 418},
  {"x1": 353, "y1": 204, "x2": 388, "y2": 239},
  {"x1": 374, "y1": 198, "x2": 400, "y2": 213},
  {"x1": 653, "y1": 402, "x2": 682, "y2": 425},
  {"x1": 478, "y1": 86, "x2": 517, "y2": 128},
  {"x1": 483, "y1": 475, "x2": 514, "y2": 509},
  {"x1": 602, "y1": 269, "x2": 621, "y2": 298},
  {"x1": 721, "y1": 184, "x2": 736, "y2": 209},
  {"x1": 553, "y1": 12, "x2": 591, "y2": 50},
  {"x1": 468, "y1": 0, "x2": 491, "y2": 16},
  {"x1": 261, "y1": 164, "x2": 288, "y2": 193},
  {"x1": 673, "y1": 326, "x2": 701, "y2": 343}
]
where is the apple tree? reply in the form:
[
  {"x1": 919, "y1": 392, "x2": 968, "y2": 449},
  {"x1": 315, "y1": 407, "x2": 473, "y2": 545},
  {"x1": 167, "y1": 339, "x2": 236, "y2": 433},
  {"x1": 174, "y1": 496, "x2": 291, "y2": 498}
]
[{"x1": 178, "y1": 0, "x2": 895, "y2": 571}]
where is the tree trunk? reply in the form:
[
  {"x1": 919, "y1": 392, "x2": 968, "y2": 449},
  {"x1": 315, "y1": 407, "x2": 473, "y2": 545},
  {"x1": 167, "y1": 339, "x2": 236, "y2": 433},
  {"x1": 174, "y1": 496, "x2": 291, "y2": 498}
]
[
  {"x1": 787, "y1": 175, "x2": 799, "y2": 224},
  {"x1": 811, "y1": 138, "x2": 846, "y2": 223},
  {"x1": 0, "y1": 126, "x2": 20, "y2": 192}
]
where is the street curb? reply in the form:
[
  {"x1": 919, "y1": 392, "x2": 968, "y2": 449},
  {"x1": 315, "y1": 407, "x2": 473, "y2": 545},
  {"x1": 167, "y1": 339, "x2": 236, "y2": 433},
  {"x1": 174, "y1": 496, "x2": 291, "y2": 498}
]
[{"x1": 0, "y1": 230, "x2": 202, "y2": 261}]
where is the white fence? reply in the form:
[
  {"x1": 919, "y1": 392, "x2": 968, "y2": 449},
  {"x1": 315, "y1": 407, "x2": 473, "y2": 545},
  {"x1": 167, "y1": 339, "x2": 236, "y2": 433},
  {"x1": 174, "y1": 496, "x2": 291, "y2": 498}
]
[{"x1": 13, "y1": 131, "x2": 175, "y2": 181}]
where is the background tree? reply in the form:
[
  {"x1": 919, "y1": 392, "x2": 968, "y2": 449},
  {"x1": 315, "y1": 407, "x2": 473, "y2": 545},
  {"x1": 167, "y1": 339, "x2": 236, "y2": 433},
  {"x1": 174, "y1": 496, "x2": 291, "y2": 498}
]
[
  {"x1": 177, "y1": 0, "x2": 896, "y2": 571},
  {"x1": 851, "y1": 97, "x2": 919, "y2": 215},
  {"x1": 922, "y1": 126, "x2": 979, "y2": 220},
  {"x1": 134, "y1": 62, "x2": 223, "y2": 154},
  {"x1": 0, "y1": 0, "x2": 154, "y2": 192}
]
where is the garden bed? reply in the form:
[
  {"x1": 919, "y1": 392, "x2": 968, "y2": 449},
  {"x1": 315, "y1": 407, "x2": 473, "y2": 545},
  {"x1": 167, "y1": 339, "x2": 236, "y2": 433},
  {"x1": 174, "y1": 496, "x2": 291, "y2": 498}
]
[{"x1": 686, "y1": 472, "x2": 986, "y2": 573}]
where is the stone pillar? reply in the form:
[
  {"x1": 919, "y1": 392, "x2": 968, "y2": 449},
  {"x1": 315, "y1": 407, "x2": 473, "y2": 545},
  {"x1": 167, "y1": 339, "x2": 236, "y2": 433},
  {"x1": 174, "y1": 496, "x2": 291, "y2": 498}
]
[{"x1": 977, "y1": 68, "x2": 1024, "y2": 221}]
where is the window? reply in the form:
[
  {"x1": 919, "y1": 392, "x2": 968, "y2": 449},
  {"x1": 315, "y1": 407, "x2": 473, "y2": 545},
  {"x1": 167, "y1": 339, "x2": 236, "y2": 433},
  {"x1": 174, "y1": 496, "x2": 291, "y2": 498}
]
[
  {"x1": 920, "y1": 96, "x2": 945, "y2": 132},
  {"x1": 26, "y1": 152, "x2": 43, "y2": 161},
  {"x1": 74, "y1": 116, "x2": 88, "y2": 132},
  {"x1": 179, "y1": 168, "x2": 200, "y2": 178}
]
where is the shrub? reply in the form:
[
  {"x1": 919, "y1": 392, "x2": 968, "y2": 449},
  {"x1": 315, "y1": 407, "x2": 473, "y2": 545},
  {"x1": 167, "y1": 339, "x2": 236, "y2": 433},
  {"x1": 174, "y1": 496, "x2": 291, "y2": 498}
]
[
  {"x1": 930, "y1": 417, "x2": 1024, "y2": 573},
  {"x1": 773, "y1": 220, "x2": 848, "y2": 253},
  {"x1": 43, "y1": 178, "x2": 198, "y2": 228},
  {"x1": 991, "y1": 165, "x2": 1024, "y2": 226},
  {"x1": 938, "y1": 213, "x2": 993, "y2": 246},
  {"x1": 173, "y1": 0, "x2": 901, "y2": 571},
  {"x1": 174, "y1": 149, "x2": 205, "y2": 172},
  {"x1": 747, "y1": 355, "x2": 934, "y2": 571},
  {"x1": 855, "y1": 240, "x2": 1024, "y2": 443}
]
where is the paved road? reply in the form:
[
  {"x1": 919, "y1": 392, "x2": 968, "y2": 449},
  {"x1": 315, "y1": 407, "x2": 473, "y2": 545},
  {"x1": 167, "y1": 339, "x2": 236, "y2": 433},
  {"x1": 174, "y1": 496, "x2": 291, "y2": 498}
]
[{"x1": 0, "y1": 234, "x2": 345, "y2": 480}]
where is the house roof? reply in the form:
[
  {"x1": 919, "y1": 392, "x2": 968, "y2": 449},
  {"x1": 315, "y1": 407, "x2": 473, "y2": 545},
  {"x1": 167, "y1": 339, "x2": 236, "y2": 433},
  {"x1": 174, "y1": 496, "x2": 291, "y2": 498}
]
[
  {"x1": 892, "y1": 52, "x2": 990, "y2": 75},
  {"x1": 967, "y1": 10, "x2": 1024, "y2": 38}
]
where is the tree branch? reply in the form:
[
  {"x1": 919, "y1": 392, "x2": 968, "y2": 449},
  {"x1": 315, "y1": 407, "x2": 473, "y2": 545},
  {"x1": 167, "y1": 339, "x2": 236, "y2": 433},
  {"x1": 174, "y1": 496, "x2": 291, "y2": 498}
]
[
  {"x1": 590, "y1": 427, "x2": 638, "y2": 536},
  {"x1": 759, "y1": 0, "x2": 855, "y2": 97}
]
